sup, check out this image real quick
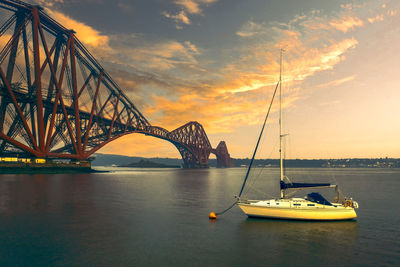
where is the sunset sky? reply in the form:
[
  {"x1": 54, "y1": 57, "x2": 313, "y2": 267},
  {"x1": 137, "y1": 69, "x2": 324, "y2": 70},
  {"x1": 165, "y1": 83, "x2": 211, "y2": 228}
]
[{"x1": 26, "y1": 0, "x2": 400, "y2": 159}]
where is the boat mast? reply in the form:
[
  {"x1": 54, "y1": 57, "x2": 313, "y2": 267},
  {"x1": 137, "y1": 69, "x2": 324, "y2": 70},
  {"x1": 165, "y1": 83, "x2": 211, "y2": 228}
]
[{"x1": 279, "y1": 49, "x2": 284, "y2": 199}]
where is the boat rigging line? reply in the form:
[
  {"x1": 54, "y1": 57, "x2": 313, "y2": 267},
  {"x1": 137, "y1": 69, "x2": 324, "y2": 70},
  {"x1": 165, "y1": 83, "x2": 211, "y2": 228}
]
[
  {"x1": 238, "y1": 81, "x2": 280, "y2": 198},
  {"x1": 209, "y1": 80, "x2": 280, "y2": 220}
]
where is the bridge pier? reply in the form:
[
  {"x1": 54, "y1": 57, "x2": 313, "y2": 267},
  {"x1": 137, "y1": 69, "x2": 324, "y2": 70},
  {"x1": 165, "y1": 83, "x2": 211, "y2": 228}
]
[{"x1": 214, "y1": 141, "x2": 231, "y2": 168}]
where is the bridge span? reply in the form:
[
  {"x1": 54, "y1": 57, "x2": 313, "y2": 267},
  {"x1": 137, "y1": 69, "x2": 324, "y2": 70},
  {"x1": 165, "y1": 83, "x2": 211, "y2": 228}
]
[{"x1": 0, "y1": 0, "x2": 231, "y2": 168}]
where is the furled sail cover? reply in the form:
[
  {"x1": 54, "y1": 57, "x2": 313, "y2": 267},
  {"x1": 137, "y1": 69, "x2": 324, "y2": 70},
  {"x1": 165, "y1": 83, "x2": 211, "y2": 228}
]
[
  {"x1": 280, "y1": 181, "x2": 332, "y2": 190},
  {"x1": 305, "y1": 192, "x2": 332, "y2": 206}
]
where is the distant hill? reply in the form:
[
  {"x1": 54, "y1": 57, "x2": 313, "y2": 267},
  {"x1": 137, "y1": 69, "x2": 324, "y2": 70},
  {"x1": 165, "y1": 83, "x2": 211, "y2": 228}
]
[
  {"x1": 92, "y1": 153, "x2": 183, "y2": 167},
  {"x1": 119, "y1": 159, "x2": 180, "y2": 168}
]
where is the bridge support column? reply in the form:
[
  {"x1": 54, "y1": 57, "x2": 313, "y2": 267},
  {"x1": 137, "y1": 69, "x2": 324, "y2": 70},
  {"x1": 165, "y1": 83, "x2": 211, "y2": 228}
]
[{"x1": 213, "y1": 141, "x2": 231, "y2": 168}]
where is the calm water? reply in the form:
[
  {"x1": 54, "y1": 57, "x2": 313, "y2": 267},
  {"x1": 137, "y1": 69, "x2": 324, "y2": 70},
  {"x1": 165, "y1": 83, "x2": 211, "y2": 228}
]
[{"x1": 0, "y1": 167, "x2": 399, "y2": 266}]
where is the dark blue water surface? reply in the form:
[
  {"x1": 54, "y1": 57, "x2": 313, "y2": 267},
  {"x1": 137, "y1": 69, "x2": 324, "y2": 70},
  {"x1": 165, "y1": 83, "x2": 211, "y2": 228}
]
[{"x1": 0, "y1": 168, "x2": 399, "y2": 266}]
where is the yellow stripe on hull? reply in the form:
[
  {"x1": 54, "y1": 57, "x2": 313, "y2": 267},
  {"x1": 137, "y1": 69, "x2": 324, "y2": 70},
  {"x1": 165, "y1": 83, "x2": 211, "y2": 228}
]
[{"x1": 237, "y1": 203, "x2": 357, "y2": 221}]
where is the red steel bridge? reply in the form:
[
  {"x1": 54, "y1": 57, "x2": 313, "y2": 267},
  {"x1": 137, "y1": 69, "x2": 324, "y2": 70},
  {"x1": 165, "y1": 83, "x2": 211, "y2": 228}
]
[{"x1": 0, "y1": 0, "x2": 231, "y2": 168}]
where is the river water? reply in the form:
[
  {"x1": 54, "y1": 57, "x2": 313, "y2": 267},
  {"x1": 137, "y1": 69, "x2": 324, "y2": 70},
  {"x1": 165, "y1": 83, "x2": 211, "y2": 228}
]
[{"x1": 0, "y1": 167, "x2": 399, "y2": 266}]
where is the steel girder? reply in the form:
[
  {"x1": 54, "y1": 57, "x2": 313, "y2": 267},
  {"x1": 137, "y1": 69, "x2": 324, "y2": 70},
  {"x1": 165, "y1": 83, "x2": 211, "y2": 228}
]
[
  {"x1": 0, "y1": 0, "x2": 230, "y2": 168},
  {"x1": 0, "y1": 0, "x2": 149, "y2": 159},
  {"x1": 137, "y1": 122, "x2": 211, "y2": 168}
]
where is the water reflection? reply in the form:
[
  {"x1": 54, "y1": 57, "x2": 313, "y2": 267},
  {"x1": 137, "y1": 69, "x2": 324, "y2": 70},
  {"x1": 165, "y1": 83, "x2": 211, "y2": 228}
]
[
  {"x1": 0, "y1": 174, "x2": 99, "y2": 217},
  {"x1": 0, "y1": 168, "x2": 398, "y2": 266},
  {"x1": 174, "y1": 169, "x2": 212, "y2": 197},
  {"x1": 240, "y1": 217, "x2": 357, "y2": 239},
  {"x1": 235, "y1": 218, "x2": 357, "y2": 265}
]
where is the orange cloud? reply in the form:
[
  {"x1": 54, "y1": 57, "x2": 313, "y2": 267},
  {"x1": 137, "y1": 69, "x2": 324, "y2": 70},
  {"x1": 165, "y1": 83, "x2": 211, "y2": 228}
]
[
  {"x1": 145, "y1": 83, "x2": 303, "y2": 135},
  {"x1": 163, "y1": 10, "x2": 191, "y2": 27},
  {"x1": 164, "y1": 0, "x2": 218, "y2": 28},
  {"x1": 222, "y1": 35, "x2": 358, "y2": 94},
  {"x1": 35, "y1": 0, "x2": 64, "y2": 8},
  {"x1": 329, "y1": 16, "x2": 364, "y2": 32},
  {"x1": 174, "y1": 0, "x2": 218, "y2": 14},
  {"x1": 387, "y1": 9, "x2": 398, "y2": 16},
  {"x1": 140, "y1": 28, "x2": 358, "y2": 135},
  {"x1": 45, "y1": 9, "x2": 109, "y2": 48},
  {"x1": 145, "y1": 92, "x2": 272, "y2": 134},
  {"x1": 368, "y1": 14, "x2": 384, "y2": 23}
]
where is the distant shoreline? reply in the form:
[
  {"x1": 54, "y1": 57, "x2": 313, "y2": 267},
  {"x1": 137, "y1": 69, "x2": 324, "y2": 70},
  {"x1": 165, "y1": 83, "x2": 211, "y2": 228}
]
[{"x1": 92, "y1": 153, "x2": 400, "y2": 168}]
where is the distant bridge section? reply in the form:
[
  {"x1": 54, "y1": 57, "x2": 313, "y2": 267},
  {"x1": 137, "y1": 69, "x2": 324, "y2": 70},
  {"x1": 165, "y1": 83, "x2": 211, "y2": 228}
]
[
  {"x1": 0, "y1": 0, "x2": 231, "y2": 168},
  {"x1": 142, "y1": 122, "x2": 231, "y2": 168}
]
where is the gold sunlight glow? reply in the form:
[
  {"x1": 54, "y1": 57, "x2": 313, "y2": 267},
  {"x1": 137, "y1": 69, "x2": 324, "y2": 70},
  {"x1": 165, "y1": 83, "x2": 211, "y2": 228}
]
[
  {"x1": 329, "y1": 16, "x2": 364, "y2": 32},
  {"x1": 143, "y1": 34, "x2": 359, "y2": 135},
  {"x1": 45, "y1": 9, "x2": 109, "y2": 47}
]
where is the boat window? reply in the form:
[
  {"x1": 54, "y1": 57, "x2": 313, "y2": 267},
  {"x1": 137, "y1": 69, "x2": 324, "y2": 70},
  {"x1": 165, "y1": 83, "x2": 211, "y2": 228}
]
[
  {"x1": 307, "y1": 204, "x2": 315, "y2": 206},
  {"x1": 276, "y1": 203, "x2": 279, "y2": 205},
  {"x1": 293, "y1": 203, "x2": 301, "y2": 206}
]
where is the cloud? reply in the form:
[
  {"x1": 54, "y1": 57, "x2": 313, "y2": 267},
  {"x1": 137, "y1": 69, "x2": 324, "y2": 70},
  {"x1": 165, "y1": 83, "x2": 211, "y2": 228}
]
[
  {"x1": 145, "y1": 92, "x2": 272, "y2": 133},
  {"x1": 163, "y1": 0, "x2": 218, "y2": 28},
  {"x1": 45, "y1": 9, "x2": 109, "y2": 48},
  {"x1": 317, "y1": 75, "x2": 356, "y2": 88},
  {"x1": 8, "y1": 1, "x2": 381, "y2": 141},
  {"x1": 145, "y1": 83, "x2": 303, "y2": 135},
  {"x1": 141, "y1": 34, "x2": 359, "y2": 132},
  {"x1": 229, "y1": 29, "x2": 358, "y2": 93},
  {"x1": 109, "y1": 37, "x2": 201, "y2": 71},
  {"x1": 329, "y1": 16, "x2": 364, "y2": 32},
  {"x1": 237, "y1": 10, "x2": 366, "y2": 38},
  {"x1": 236, "y1": 21, "x2": 268, "y2": 37},
  {"x1": 387, "y1": 9, "x2": 398, "y2": 16},
  {"x1": 368, "y1": 14, "x2": 385, "y2": 23},
  {"x1": 34, "y1": 0, "x2": 64, "y2": 8},
  {"x1": 1, "y1": 2, "x2": 361, "y2": 137},
  {"x1": 174, "y1": 0, "x2": 218, "y2": 15},
  {"x1": 163, "y1": 10, "x2": 191, "y2": 28},
  {"x1": 231, "y1": 5, "x2": 373, "y2": 93},
  {"x1": 140, "y1": 6, "x2": 363, "y2": 134},
  {"x1": 4, "y1": 0, "x2": 392, "y2": 157}
]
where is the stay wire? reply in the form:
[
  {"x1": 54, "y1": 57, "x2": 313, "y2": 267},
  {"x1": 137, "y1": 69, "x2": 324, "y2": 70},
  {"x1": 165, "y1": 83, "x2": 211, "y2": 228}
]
[{"x1": 238, "y1": 81, "x2": 280, "y2": 197}]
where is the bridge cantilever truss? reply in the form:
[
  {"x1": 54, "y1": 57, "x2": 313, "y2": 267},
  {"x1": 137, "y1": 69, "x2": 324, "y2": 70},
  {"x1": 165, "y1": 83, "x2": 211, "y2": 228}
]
[
  {"x1": 142, "y1": 122, "x2": 219, "y2": 168},
  {"x1": 0, "y1": 0, "x2": 231, "y2": 168}
]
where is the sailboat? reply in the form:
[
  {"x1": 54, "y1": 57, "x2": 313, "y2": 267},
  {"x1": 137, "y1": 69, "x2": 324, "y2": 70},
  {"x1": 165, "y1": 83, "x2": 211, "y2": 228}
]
[{"x1": 236, "y1": 50, "x2": 359, "y2": 221}]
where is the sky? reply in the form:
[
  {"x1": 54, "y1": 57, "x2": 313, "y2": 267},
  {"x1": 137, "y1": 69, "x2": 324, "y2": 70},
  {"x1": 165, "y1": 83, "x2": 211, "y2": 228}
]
[{"x1": 22, "y1": 0, "x2": 400, "y2": 159}]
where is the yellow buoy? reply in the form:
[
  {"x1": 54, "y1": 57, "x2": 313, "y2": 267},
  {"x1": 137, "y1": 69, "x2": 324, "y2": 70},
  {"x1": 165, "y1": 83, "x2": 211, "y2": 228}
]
[{"x1": 209, "y1": 212, "x2": 217, "y2": 219}]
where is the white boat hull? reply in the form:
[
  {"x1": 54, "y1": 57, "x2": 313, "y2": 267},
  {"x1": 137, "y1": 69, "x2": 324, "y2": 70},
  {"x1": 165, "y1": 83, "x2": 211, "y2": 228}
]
[{"x1": 237, "y1": 199, "x2": 357, "y2": 221}]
